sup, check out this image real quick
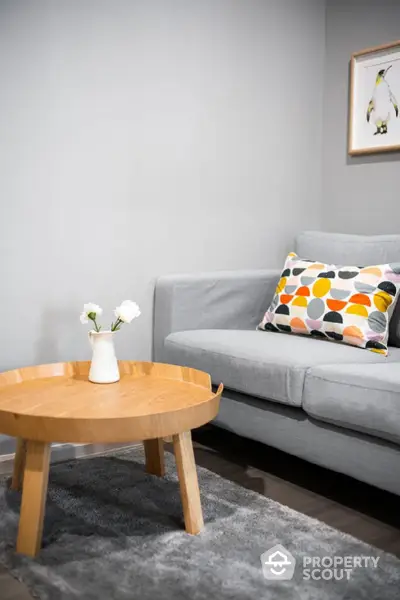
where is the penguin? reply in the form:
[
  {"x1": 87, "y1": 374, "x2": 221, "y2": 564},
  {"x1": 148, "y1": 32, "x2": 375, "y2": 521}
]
[{"x1": 366, "y1": 65, "x2": 399, "y2": 135}]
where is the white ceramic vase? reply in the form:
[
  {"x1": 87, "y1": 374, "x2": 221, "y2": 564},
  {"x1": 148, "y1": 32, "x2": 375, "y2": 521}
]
[{"x1": 88, "y1": 330, "x2": 120, "y2": 384}]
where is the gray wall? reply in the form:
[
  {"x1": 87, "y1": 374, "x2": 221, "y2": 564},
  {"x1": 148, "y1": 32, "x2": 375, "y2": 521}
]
[
  {"x1": 0, "y1": 0, "x2": 325, "y2": 369},
  {"x1": 322, "y1": 0, "x2": 400, "y2": 234},
  {"x1": 0, "y1": 1, "x2": 325, "y2": 454}
]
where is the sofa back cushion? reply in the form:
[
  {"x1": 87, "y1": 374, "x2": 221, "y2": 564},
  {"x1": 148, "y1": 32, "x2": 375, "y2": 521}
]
[{"x1": 295, "y1": 232, "x2": 400, "y2": 347}]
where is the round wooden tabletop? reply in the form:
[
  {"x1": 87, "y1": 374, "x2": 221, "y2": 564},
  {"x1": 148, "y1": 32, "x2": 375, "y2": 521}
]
[{"x1": 0, "y1": 361, "x2": 222, "y2": 443}]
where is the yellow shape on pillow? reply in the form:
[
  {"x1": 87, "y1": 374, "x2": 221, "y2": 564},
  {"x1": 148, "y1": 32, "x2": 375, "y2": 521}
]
[
  {"x1": 312, "y1": 278, "x2": 331, "y2": 298},
  {"x1": 373, "y1": 291, "x2": 393, "y2": 312},
  {"x1": 292, "y1": 296, "x2": 308, "y2": 307},
  {"x1": 346, "y1": 305, "x2": 369, "y2": 317},
  {"x1": 276, "y1": 277, "x2": 287, "y2": 294}
]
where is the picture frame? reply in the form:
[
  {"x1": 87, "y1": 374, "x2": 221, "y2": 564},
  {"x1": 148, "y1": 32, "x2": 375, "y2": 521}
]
[{"x1": 348, "y1": 40, "x2": 400, "y2": 156}]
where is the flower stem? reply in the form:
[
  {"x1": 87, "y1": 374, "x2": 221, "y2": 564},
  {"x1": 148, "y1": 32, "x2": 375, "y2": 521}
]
[
  {"x1": 90, "y1": 316, "x2": 100, "y2": 332},
  {"x1": 111, "y1": 318, "x2": 122, "y2": 332}
]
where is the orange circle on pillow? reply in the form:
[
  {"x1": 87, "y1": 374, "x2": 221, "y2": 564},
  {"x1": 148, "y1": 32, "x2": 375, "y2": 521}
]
[
  {"x1": 343, "y1": 326, "x2": 363, "y2": 339},
  {"x1": 295, "y1": 286, "x2": 310, "y2": 297},
  {"x1": 280, "y1": 294, "x2": 294, "y2": 304},
  {"x1": 327, "y1": 299, "x2": 347, "y2": 312},
  {"x1": 290, "y1": 317, "x2": 307, "y2": 330},
  {"x1": 349, "y1": 293, "x2": 371, "y2": 306}
]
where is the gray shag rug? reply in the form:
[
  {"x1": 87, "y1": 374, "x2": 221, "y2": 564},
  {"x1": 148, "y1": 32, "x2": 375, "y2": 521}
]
[{"x1": 0, "y1": 446, "x2": 399, "y2": 600}]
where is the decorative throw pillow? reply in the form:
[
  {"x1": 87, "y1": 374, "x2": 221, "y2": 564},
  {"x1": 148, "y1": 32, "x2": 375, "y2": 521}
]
[{"x1": 258, "y1": 252, "x2": 400, "y2": 355}]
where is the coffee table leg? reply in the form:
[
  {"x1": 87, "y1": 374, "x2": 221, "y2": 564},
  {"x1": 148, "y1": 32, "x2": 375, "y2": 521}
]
[
  {"x1": 16, "y1": 441, "x2": 51, "y2": 558},
  {"x1": 144, "y1": 438, "x2": 165, "y2": 476},
  {"x1": 11, "y1": 438, "x2": 27, "y2": 492},
  {"x1": 173, "y1": 430, "x2": 204, "y2": 534}
]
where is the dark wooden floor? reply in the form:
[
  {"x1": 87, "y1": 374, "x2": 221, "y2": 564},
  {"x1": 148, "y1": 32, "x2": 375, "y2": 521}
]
[
  {"x1": 192, "y1": 425, "x2": 400, "y2": 557},
  {"x1": 2, "y1": 426, "x2": 400, "y2": 598}
]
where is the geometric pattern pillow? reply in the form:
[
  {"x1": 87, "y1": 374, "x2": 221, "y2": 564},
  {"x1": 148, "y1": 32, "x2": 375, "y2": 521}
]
[{"x1": 258, "y1": 252, "x2": 400, "y2": 355}]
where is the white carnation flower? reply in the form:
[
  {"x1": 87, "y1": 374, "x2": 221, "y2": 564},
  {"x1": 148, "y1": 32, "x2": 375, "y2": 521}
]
[
  {"x1": 114, "y1": 300, "x2": 141, "y2": 324},
  {"x1": 83, "y1": 303, "x2": 103, "y2": 317},
  {"x1": 80, "y1": 303, "x2": 103, "y2": 331}
]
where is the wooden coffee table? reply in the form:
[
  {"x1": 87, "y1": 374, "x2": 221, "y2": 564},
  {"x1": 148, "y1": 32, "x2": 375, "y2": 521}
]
[{"x1": 0, "y1": 361, "x2": 222, "y2": 558}]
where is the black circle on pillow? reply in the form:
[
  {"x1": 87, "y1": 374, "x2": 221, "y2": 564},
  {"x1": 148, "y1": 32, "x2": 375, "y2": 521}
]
[
  {"x1": 326, "y1": 331, "x2": 343, "y2": 341},
  {"x1": 275, "y1": 304, "x2": 290, "y2": 315},
  {"x1": 282, "y1": 268, "x2": 291, "y2": 277},
  {"x1": 378, "y1": 281, "x2": 397, "y2": 297},
  {"x1": 277, "y1": 324, "x2": 292, "y2": 333},
  {"x1": 310, "y1": 330, "x2": 327, "y2": 338},
  {"x1": 323, "y1": 311, "x2": 343, "y2": 323},
  {"x1": 318, "y1": 271, "x2": 335, "y2": 279},
  {"x1": 339, "y1": 270, "x2": 358, "y2": 279},
  {"x1": 262, "y1": 323, "x2": 279, "y2": 332},
  {"x1": 293, "y1": 268, "x2": 306, "y2": 276}
]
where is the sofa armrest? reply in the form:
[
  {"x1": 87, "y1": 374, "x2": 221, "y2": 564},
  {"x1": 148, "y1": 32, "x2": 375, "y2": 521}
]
[{"x1": 153, "y1": 269, "x2": 280, "y2": 360}]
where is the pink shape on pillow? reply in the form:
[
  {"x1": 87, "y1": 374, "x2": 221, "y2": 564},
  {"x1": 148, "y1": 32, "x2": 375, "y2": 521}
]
[
  {"x1": 306, "y1": 319, "x2": 322, "y2": 330},
  {"x1": 385, "y1": 271, "x2": 400, "y2": 283},
  {"x1": 264, "y1": 312, "x2": 274, "y2": 324},
  {"x1": 366, "y1": 331, "x2": 385, "y2": 342}
]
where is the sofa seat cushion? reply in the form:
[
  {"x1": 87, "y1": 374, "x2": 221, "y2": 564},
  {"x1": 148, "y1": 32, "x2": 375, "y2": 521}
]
[
  {"x1": 163, "y1": 330, "x2": 396, "y2": 407},
  {"x1": 303, "y1": 363, "x2": 400, "y2": 444}
]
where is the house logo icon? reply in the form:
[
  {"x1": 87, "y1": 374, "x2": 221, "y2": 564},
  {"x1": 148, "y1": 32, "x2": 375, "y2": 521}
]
[{"x1": 260, "y1": 545, "x2": 296, "y2": 580}]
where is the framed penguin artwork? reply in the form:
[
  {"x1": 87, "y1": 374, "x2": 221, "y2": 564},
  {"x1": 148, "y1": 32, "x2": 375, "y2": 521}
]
[{"x1": 348, "y1": 40, "x2": 400, "y2": 155}]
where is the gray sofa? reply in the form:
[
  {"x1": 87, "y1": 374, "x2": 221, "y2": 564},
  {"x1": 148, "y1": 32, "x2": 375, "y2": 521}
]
[{"x1": 154, "y1": 231, "x2": 400, "y2": 496}]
